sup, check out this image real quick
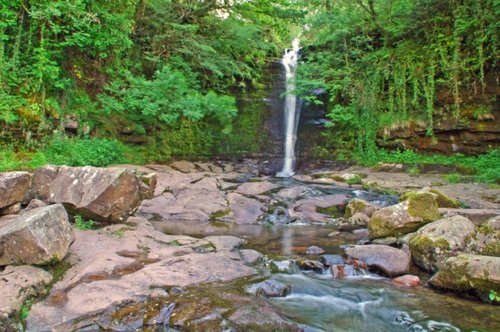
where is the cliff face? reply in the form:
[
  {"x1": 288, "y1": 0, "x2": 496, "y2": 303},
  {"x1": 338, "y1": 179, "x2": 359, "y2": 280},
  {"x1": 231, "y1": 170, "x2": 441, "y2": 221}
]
[{"x1": 378, "y1": 72, "x2": 500, "y2": 155}]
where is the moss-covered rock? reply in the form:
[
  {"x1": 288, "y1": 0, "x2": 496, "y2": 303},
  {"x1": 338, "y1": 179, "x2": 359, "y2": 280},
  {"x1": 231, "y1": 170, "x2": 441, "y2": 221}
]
[
  {"x1": 345, "y1": 198, "x2": 376, "y2": 218},
  {"x1": 465, "y1": 216, "x2": 500, "y2": 257},
  {"x1": 409, "y1": 215, "x2": 475, "y2": 272},
  {"x1": 429, "y1": 254, "x2": 500, "y2": 304},
  {"x1": 403, "y1": 188, "x2": 461, "y2": 208},
  {"x1": 368, "y1": 192, "x2": 440, "y2": 239}
]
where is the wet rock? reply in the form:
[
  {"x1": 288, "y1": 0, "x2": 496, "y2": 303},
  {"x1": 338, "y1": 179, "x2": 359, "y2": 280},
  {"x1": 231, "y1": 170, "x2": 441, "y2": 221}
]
[
  {"x1": 228, "y1": 300, "x2": 301, "y2": 331},
  {"x1": 392, "y1": 274, "x2": 420, "y2": 287},
  {"x1": 0, "y1": 203, "x2": 21, "y2": 215},
  {"x1": 0, "y1": 265, "x2": 52, "y2": 321},
  {"x1": 240, "y1": 249, "x2": 263, "y2": 265},
  {"x1": 32, "y1": 165, "x2": 155, "y2": 223},
  {"x1": 226, "y1": 193, "x2": 265, "y2": 224},
  {"x1": 429, "y1": 254, "x2": 500, "y2": 303},
  {"x1": 465, "y1": 216, "x2": 500, "y2": 256},
  {"x1": 345, "y1": 245, "x2": 410, "y2": 277},
  {"x1": 439, "y1": 208, "x2": 500, "y2": 226},
  {"x1": 0, "y1": 171, "x2": 31, "y2": 210},
  {"x1": 250, "y1": 279, "x2": 291, "y2": 297},
  {"x1": 338, "y1": 212, "x2": 369, "y2": 231},
  {"x1": 372, "y1": 237, "x2": 398, "y2": 246},
  {"x1": 298, "y1": 260, "x2": 325, "y2": 272},
  {"x1": 319, "y1": 254, "x2": 344, "y2": 267},
  {"x1": 0, "y1": 204, "x2": 74, "y2": 266},
  {"x1": 368, "y1": 192, "x2": 440, "y2": 239},
  {"x1": 330, "y1": 264, "x2": 346, "y2": 279},
  {"x1": 306, "y1": 245, "x2": 325, "y2": 255},
  {"x1": 409, "y1": 215, "x2": 475, "y2": 272},
  {"x1": 24, "y1": 198, "x2": 47, "y2": 211},
  {"x1": 290, "y1": 194, "x2": 347, "y2": 223},
  {"x1": 345, "y1": 198, "x2": 377, "y2": 218},
  {"x1": 236, "y1": 181, "x2": 279, "y2": 196},
  {"x1": 147, "y1": 303, "x2": 175, "y2": 326}
]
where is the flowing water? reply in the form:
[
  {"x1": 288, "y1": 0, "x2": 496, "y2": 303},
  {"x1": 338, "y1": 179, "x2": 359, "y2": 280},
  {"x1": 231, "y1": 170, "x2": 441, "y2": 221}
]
[
  {"x1": 151, "y1": 178, "x2": 500, "y2": 332},
  {"x1": 277, "y1": 38, "x2": 301, "y2": 177}
]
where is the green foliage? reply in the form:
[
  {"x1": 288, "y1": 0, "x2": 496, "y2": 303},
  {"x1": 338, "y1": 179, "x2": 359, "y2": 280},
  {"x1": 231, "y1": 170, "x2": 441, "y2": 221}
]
[
  {"x1": 297, "y1": 0, "x2": 498, "y2": 156},
  {"x1": 73, "y1": 214, "x2": 97, "y2": 230},
  {"x1": 20, "y1": 299, "x2": 32, "y2": 320},
  {"x1": 489, "y1": 290, "x2": 500, "y2": 303},
  {"x1": 356, "y1": 148, "x2": 499, "y2": 184},
  {"x1": 43, "y1": 137, "x2": 127, "y2": 167}
]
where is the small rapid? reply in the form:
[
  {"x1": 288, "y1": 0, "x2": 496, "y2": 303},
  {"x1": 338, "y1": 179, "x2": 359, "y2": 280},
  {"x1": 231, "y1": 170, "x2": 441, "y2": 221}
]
[{"x1": 277, "y1": 38, "x2": 301, "y2": 177}]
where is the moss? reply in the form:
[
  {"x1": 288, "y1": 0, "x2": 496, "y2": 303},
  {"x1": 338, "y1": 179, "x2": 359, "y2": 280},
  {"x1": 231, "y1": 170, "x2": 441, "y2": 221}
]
[
  {"x1": 404, "y1": 192, "x2": 440, "y2": 221},
  {"x1": 317, "y1": 206, "x2": 341, "y2": 218},
  {"x1": 210, "y1": 209, "x2": 231, "y2": 221},
  {"x1": 480, "y1": 242, "x2": 500, "y2": 256},
  {"x1": 345, "y1": 199, "x2": 367, "y2": 218},
  {"x1": 429, "y1": 189, "x2": 461, "y2": 208}
]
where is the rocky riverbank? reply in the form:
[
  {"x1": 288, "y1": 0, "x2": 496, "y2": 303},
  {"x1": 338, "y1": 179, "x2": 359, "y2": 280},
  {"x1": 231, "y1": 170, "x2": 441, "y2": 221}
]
[{"x1": 0, "y1": 160, "x2": 498, "y2": 331}]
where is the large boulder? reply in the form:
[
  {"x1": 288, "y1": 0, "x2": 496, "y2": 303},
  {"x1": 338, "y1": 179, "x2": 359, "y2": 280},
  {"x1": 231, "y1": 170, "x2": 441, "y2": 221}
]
[
  {"x1": 368, "y1": 192, "x2": 440, "y2": 239},
  {"x1": 465, "y1": 216, "x2": 500, "y2": 256},
  {"x1": 0, "y1": 204, "x2": 74, "y2": 265},
  {"x1": 344, "y1": 245, "x2": 410, "y2": 277},
  {"x1": 429, "y1": 254, "x2": 500, "y2": 303},
  {"x1": 409, "y1": 215, "x2": 475, "y2": 272},
  {"x1": 439, "y1": 208, "x2": 500, "y2": 226},
  {"x1": 406, "y1": 188, "x2": 460, "y2": 208},
  {"x1": 0, "y1": 171, "x2": 32, "y2": 212},
  {"x1": 32, "y1": 165, "x2": 156, "y2": 223},
  {"x1": 0, "y1": 265, "x2": 52, "y2": 329}
]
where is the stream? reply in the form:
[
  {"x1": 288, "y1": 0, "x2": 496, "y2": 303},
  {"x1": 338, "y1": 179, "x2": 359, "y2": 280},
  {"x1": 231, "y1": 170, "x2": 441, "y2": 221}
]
[{"x1": 150, "y1": 178, "x2": 500, "y2": 332}]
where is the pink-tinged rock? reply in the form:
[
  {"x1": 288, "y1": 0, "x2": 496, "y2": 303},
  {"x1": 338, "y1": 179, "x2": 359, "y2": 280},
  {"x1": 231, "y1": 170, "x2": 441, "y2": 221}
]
[
  {"x1": 32, "y1": 165, "x2": 156, "y2": 223},
  {"x1": 392, "y1": 274, "x2": 420, "y2": 287},
  {"x1": 0, "y1": 204, "x2": 74, "y2": 266},
  {"x1": 236, "y1": 181, "x2": 279, "y2": 196},
  {"x1": 0, "y1": 171, "x2": 32, "y2": 210},
  {"x1": 345, "y1": 245, "x2": 410, "y2": 277}
]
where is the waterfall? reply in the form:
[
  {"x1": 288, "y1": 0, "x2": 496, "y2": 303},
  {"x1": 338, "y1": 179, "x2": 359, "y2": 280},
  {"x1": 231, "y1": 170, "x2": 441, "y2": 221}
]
[{"x1": 277, "y1": 38, "x2": 301, "y2": 178}]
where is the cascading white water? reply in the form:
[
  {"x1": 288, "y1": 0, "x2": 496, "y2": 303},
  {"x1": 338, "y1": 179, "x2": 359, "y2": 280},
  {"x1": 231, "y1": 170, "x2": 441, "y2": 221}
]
[{"x1": 277, "y1": 38, "x2": 301, "y2": 178}]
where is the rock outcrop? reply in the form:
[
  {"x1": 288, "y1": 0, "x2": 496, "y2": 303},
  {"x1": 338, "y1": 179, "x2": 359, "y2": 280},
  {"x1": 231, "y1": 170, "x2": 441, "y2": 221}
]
[
  {"x1": 429, "y1": 254, "x2": 500, "y2": 303},
  {"x1": 0, "y1": 171, "x2": 31, "y2": 214},
  {"x1": 368, "y1": 192, "x2": 440, "y2": 239},
  {"x1": 345, "y1": 198, "x2": 377, "y2": 218},
  {"x1": 409, "y1": 215, "x2": 475, "y2": 272},
  {"x1": 465, "y1": 216, "x2": 500, "y2": 256},
  {"x1": 0, "y1": 204, "x2": 74, "y2": 265},
  {"x1": 32, "y1": 165, "x2": 156, "y2": 222}
]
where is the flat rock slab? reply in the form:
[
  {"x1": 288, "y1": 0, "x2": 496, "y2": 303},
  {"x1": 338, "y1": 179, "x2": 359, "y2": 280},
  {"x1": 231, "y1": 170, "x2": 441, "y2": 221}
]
[
  {"x1": 32, "y1": 166, "x2": 155, "y2": 223},
  {"x1": 0, "y1": 171, "x2": 32, "y2": 210},
  {"x1": 236, "y1": 181, "x2": 279, "y2": 196},
  {"x1": 0, "y1": 265, "x2": 52, "y2": 318},
  {"x1": 26, "y1": 220, "x2": 257, "y2": 331},
  {"x1": 290, "y1": 194, "x2": 347, "y2": 223},
  {"x1": 345, "y1": 245, "x2": 410, "y2": 277},
  {"x1": 0, "y1": 204, "x2": 74, "y2": 265},
  {"x1": 226, "y1": 193, "x2": 265, "y2": 224}
]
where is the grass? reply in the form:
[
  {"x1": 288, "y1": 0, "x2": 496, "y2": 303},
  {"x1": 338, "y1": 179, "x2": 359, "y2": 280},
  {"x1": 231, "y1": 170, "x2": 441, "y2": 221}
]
[
  {"x1": 73, "y1": 215, "x2": 97, "y2": 230},
  {"x1": 355, "y1": 148, "x2": 500, "y2": 184}
]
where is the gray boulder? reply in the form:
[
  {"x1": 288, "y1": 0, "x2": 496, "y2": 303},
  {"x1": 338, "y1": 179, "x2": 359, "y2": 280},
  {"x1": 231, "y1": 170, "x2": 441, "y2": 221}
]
[
  {"x1": 345, "y1": 198, "x2": 376, "y2": 218},
  {"x1": 32, "y1": 165, "x2": 156, "y2": 223},
  {"x1": 250, "y1": 279, "x2": 291, "y2": 297},
  {"x1": 0, "y1": 204, "x2": 74, "y2": 265},
  {"x1": 409, "y1": 215, "x2": 475, "y2": 272}
]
